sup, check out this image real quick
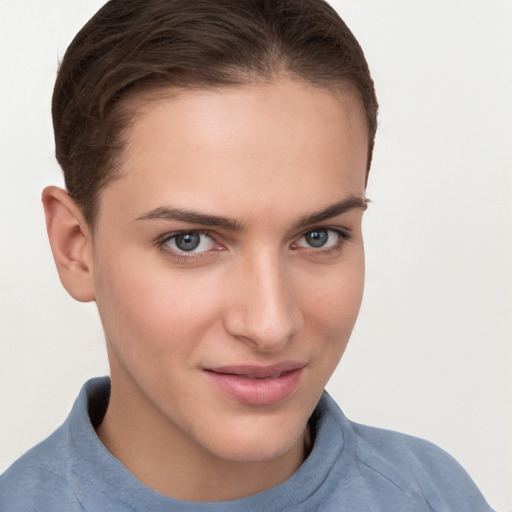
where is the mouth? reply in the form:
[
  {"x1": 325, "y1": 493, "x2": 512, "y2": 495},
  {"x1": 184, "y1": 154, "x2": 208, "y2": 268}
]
[{"x1": 203, "y1": 362, "x2": 305, "y2": 406}]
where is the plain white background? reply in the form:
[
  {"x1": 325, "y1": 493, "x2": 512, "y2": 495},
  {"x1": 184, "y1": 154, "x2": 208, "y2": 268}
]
[{"x1": 0, "y1": 1, "x2": 510, "y2": 510}]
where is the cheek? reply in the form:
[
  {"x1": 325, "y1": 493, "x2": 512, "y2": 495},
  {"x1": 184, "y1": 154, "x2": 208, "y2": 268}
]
[
  {"x1": 302, "y1": 258, "x2": 365, "y2": 335},
  {"x1": 297, "y1": 253, "x2": 365, "y2": 381},
  {"x1": 93, "y1": 253, "x2": 222, "y2": 357}
]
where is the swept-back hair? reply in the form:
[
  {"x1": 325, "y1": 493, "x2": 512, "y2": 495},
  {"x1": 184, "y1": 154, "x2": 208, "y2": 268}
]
[{"x1": 53, "y1": 0, "x2": 378, "y2": 225}]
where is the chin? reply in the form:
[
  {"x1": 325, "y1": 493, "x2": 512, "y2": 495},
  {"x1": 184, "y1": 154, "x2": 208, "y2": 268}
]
[
  {"x1": 215, "y1": 437, "x2": 301, "y2": 464},
  {"x1": 200, "y1": 413, "x2": 308, "y2": 463}
]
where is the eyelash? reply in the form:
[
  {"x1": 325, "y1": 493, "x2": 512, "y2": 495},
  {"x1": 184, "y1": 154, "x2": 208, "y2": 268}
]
[{"x1": 156, "y1": 227, "x2": 351, "y2": 261}]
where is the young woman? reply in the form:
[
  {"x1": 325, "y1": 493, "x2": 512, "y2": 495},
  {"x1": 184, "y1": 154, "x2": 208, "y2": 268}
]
[{"x1": 0, "y1": 1, "x2": 497, "y2": 510}]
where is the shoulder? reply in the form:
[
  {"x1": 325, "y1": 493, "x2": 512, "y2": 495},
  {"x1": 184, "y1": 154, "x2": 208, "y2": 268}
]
[
  {"x1": 351, "y1": 419, "x2": 494, "y2": 510},
  {"x1": 0, "y1": 426, "x2": 82, "y2": 512},
  {"x1": 0, "y1": 378, "x2": 110, "y2": 512},
  {"x1": 316, "y1": 393, "x2": 494, "y2": 511},
  {"x1": 352, "y1": 421, "x2": 459, "y2": 476}
]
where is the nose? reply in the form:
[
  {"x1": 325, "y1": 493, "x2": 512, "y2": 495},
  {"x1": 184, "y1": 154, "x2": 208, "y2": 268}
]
[{"x1": 223, "y1": 251, "x2": 303, "y2": 353}]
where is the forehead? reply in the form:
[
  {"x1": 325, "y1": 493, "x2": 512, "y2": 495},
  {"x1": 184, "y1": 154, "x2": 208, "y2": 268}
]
[{"x1": 98, "y1": 79, "x2": 368, "y2": 225}]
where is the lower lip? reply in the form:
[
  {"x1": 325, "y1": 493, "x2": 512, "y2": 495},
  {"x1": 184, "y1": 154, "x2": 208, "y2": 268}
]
[{"x1": 204, "y1": 368, "x2": 303, "y2": 406}]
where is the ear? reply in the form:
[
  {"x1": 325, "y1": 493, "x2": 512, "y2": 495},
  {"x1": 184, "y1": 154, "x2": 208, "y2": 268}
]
[{"x1": 42, "y1": 186, "x2": 95, "y2": 302}]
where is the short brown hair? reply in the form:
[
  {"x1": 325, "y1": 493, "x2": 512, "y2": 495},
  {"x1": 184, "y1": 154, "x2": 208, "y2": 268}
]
[{"x1": 52, "y1": 0, "x2": 378, "y2": 225}]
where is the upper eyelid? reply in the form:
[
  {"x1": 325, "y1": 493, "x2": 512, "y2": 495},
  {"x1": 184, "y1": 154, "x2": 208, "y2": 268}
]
[
  {"x1": 296, "y1": 227, "x2": 350, "y2": 243},
  {"x1": 157, "y1": 229, "x2": 215, "y2": 243},
  {"x1": 298, "y1": 225, "x2": 352, "y2": 239},
  {"x1": 160, "y1": 224, "x2": 349, "y2": 236}
]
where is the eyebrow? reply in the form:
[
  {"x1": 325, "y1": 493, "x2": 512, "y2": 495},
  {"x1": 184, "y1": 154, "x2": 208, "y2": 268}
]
[
  {"x1": 134, "y1": 195, "x2": 368, "y2": 231},
  {"x1": 134, "y1": 207, "x2": 244, "y2": 231},
  {"x1": 296, "y1": 195, "x2": 368, "y2": 228}
]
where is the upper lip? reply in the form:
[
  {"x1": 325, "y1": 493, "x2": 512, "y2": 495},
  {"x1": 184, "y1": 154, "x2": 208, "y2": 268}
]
[{"x1": 204, "y1": 361, "x2": 305, "y2": 379}]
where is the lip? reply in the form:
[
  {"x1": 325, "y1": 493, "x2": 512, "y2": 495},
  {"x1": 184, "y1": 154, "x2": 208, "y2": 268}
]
[{"x1": 204, "y1": 362, "x2": 305, "y2": 406}]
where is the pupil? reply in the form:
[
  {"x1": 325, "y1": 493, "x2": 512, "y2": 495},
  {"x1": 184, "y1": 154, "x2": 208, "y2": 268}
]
[
  {"x1": 175, "y1": 233, "x2": 200, "y2": 251},
  {"x1": 306, "y1": 230, "x2": 328, "y2": 248}
]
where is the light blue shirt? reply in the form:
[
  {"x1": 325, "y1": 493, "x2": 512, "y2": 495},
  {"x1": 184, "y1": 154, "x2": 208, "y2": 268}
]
[{"x1": 0, "y1": 377, "x2": 494, "y2": 511}]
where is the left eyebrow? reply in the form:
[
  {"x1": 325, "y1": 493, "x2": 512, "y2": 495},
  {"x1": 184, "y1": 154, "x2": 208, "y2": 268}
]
[{"x1": 296, "y1": 195, "x2": 368, "y2": 228}]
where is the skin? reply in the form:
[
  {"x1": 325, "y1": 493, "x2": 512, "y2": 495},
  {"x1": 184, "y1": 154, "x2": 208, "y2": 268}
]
[{"x1": 43, "y1": 78, "x2": 369, "y2": 501}]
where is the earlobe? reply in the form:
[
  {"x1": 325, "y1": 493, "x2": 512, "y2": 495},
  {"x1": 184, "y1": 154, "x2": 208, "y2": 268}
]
[{"x1": 42, "y1": 186, "x2": 96, "y2": 302}]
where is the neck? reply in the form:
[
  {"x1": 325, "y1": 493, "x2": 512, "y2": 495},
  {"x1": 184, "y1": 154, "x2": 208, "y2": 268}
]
[{"x1": 96, "y1": 374, "x2": 308, "y2": 502}]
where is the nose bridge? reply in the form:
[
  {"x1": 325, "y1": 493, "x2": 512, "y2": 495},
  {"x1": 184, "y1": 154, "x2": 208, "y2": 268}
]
[{"x1": 225, "y1": 246, "x2": 302, "y2": 351}]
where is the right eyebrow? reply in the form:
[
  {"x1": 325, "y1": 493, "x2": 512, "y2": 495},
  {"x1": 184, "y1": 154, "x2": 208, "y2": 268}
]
[{"x1": 134, "y1": 207, "x2": 244, "y2": 231}]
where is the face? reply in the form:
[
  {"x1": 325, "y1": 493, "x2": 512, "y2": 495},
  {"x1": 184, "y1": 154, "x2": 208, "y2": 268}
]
[{"x1": 89, "y1": 79, "x2": 368, "y2": 464}]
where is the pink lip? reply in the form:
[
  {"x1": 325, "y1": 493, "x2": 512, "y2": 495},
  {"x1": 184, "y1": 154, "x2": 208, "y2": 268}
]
[{"x1": 204, "y1": 362, "x2": 305, "y2": 406}]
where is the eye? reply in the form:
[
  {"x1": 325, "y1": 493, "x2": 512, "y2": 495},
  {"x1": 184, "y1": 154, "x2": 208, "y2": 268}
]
[
  {"x1": 163, "y1": 232, "x2": 216, "y2": 253},
  {"x1": 295, "y1": 228, "x2": 344, "y2": 250}
]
